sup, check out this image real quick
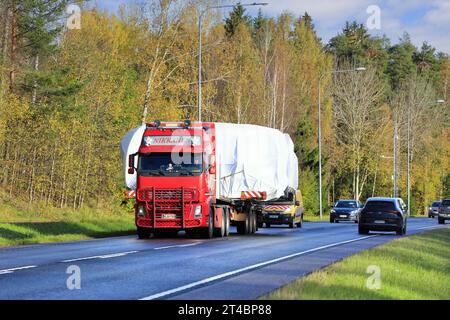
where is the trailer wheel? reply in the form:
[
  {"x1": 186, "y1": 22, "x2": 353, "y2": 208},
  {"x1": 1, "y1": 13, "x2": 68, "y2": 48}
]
[
  {"x1": 236, "y1": 213, "x2": 250, "y2": 235},
  {"x1": 214, "y1": 207, "x2": 225, "y2": 238},
  {"x1": 137, "y1": 227, "x2": 151, "y2": 239},
  {"x1": 250, "y1": 211, "x2": 257, "y2": 234},
  {"x1": 224, "y1": 207, "x2": 230, "y2": 237}
]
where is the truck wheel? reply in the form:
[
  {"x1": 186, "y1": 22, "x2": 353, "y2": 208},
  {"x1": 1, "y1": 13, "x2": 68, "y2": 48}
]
[
  {"x1": 438, "y1": 218, "x2": 445, "y2": 224},
  {"x1": 137, "y1": 227, "x2": 151, "y2": 239},
  {"x1": 296, "y1": 218, "x2": 302, "y2": 228},
  {"x1": 214, "y1": 208, "x2": 225, "y2": 238},
  {"x1": 288, "y1": 222, "x2": 294, "y2": 228},
  {"x1": 245, "y1": 213, "x2": 251, "y2": 234},
  {"x1": 250, "y1": 212, "x2": 257, "y2": 234},
  {"x1": 201, "y1": 209, "x2": 214, "y2": 239},
  {"x1": 224, "y1": 208, "x2": 230, "y2": 237}
]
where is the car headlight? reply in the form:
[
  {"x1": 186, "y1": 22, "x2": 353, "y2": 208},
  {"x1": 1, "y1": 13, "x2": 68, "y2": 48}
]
[
  {"x1": 350, "y1": 210, "x2": 358, "y2": 215},
  {"x1": 137, "y1": 204, "x2": 145, "y2": 217},
  {"x1": 331, "y1": 209, "x2": 336, "y2": 214},
  {"x1": 194, "y1": 205, "x2": 202, "y2": 218}
]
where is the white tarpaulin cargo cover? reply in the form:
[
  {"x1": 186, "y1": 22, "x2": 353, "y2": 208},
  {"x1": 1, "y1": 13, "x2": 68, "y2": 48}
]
[
  {"x1": 120, "y1": 123, "x2": 299, "y2": 201},
  {"x1": 215, "y1": 123, "x2": 298, "y2": 200},
  {"x1": 120, "y1": 125, "x2": 146, "y2": 190}
]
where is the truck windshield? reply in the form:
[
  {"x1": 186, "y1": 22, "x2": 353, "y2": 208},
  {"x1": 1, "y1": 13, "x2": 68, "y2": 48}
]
[{"x1": 138, "y1": 152, "x2": 203, "y2": 177}]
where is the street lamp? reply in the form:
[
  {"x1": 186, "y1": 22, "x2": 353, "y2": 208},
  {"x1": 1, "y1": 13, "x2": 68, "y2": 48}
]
[
  {"x1": 198, "y1": 2, "x2": 268, "y2": 122},
  {"x1": 317, "y1": 67, "x2": 365, "y2": 220},
  {"x1": 406, "y1": 99, "x2": 445, "y2": 214}
]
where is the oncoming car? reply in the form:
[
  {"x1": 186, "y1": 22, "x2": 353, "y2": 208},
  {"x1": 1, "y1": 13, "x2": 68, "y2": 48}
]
[{"x1": 330, "y1": 200, "x2": 362, "y2": 223}]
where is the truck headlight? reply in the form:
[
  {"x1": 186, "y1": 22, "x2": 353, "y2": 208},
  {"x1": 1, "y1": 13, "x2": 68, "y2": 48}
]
[
  {"x1": 137, "y1": 204, "x2": 145, "y2": 217},
  {"x1": 284, "y1": 208, "x2": 292, "y2": 213},
  {"x1": 194, "y1": 205, "x2": 202, "y2": 218}
]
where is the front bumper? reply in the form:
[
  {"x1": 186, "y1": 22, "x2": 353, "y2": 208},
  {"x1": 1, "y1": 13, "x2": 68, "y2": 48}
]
[
  {"x1": 262, "y1": 213, "x2": 293, "y2": 225},
  {"x1": 438, "y1": 213, "x2": 450, "y2": 220},
  {"x1": 331, "y1": 212, "x2": 358, "y2": 221}
]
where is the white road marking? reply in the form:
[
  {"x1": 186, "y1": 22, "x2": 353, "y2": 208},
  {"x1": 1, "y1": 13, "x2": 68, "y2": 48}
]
[
  {"x1": 139, "y1": 235, "x2": 376, "y2": 300},
  {"x1": 154, "y1": 243, "x2": 201, "y2": 250},
  {"x1": 0, "y1": 265, "x2": 37, "y2": 275},
  {"x1": 415, "y1": 225, "x2": 446, "y2": 231},
  {"x1": 61, "y1": 251, "x2": 139, "y2": 263}
]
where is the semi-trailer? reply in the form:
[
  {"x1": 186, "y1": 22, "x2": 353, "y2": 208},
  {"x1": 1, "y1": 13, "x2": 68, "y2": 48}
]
[{"x1": 120, "y1": 121, "x2": 299, "y2": 239}]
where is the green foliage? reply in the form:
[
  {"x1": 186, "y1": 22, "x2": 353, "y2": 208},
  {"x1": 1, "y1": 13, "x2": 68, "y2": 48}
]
[{"x1": 224, "y1": 4, "x2": 251, "y2": 37}]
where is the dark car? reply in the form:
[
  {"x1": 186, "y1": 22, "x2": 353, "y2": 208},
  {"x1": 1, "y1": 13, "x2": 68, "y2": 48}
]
[
  {"x1": 438, "y1": 199, "x2": 450, "y2": 224},
  {"x1": 428, "y1": 201, "x2": 441, "y2": 218},
  {"x1": 330, "y1": 200, "x2": 362, "y2": 223},
  {"x1": 358, "y1": 197, "x2": 408, "y2": 235}
]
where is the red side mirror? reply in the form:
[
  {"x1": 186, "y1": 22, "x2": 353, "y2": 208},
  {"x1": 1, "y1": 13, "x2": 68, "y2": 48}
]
[
  {"x1": 128, "y1": 154, "x2": 135, "y2": 174},
  {"x1": 209, "y1": 166, "x2": 216, "y2": 175}
]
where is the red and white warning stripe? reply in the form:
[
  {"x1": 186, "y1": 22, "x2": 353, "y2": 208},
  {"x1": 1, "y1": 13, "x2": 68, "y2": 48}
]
[
  {"x1": 241, "y1": 191, "x2": 267, "y2": 200},
  {"x1": 124, "y1": 190, "x2": 136, "y2": 199},
  {"x1": 263, "y1": 205, "x2": 291, "y2": 211}
]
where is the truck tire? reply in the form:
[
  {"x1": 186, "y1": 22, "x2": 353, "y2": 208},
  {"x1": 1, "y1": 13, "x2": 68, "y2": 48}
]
[
  {"x1": 224, "y1": 207, "x2": 230, "y2": 237},
  {"x1": 296, "y1": 217, "x2": 303, "y2": 228},
  {"x1": 245, "y1": 213, "x2": 251, "y2": 234},
  {"x1": 201, "y1": 209, "x2": 214, "y2": 239},
  {"x1": 137, "y1": 227, "x2": 151, "y2": 239},
  {"x1": 438, "y1": 218, "x2": 445, "y2": 224},
  {"x1": 249, "y1": 211, "x2": 256, "y2": 234},
  {"x1": 288, "y1": 222, "x2": 294, "y2": 228},
  {"x1": 237, "y1": 213, "x2": 250, "y2": 235},
  {"x1": 214, "y1": 208, "x2": 225, "y2": 238}
]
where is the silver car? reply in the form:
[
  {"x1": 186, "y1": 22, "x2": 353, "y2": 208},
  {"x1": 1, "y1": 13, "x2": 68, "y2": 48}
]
[{"x1": 428, "y1": 201, "x2": 441, "y2": 218}]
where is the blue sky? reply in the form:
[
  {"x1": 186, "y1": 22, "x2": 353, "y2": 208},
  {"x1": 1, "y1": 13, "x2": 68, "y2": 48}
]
[{"x1": 92, "y1": 0, "x2": 450, "y2": 53}]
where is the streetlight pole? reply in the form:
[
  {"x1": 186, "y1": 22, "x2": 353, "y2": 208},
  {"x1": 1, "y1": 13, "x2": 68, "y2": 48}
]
[
  {"x1": 198, "y1": 2, "x2": 268, "y2": 122},
  {"x1": 317, "y1": 67, "x2": 365, "y2": 220}
]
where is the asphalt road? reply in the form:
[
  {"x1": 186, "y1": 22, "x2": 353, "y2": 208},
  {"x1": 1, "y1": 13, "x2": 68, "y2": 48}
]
[{"x1": 0, "y1": 217, "x2": 447, "y2": 300}]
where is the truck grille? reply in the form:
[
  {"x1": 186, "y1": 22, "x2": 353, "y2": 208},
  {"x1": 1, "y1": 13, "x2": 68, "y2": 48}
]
[
  {"x1": 137, "y1": 188, "x2": 198, "y2": 228},
  {"x1": 138, "y1": 188, "x2": 197, "y2": 202}
]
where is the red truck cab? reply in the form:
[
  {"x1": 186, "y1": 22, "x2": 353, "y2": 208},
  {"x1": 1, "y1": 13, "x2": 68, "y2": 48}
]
[{"x1": 128, "y1": 121, "x2": 222, "y2": 239}]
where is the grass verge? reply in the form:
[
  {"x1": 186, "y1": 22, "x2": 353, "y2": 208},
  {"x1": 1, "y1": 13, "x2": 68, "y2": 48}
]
[
  {"x1": 263, "y1": 227, "x2": 450, "y2": 300},
  {"x1": 0, "y1": 196, "x2": 135, "y2": 247}
]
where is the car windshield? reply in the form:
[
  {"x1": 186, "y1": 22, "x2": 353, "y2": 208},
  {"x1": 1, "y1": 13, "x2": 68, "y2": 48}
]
[
  {"x1": 138, "y1": 152, "x2": 203, "y2": 177},
  {"x1": 442, "y1": 200, "x2": 450, "y2": 206},
  {"x1": 432, "y1": 202, "x2": 441, "y2": 206},
  {"x1": 365, "y1": 201, "x2": 396, "y2": 211},
  {"x1": 335, "y1": 201, "x2": 358, "y2": 208}
]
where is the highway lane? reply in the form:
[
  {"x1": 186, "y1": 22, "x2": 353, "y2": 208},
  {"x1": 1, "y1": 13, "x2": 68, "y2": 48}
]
[{"x1": 0, "y1": 217, "x2": 447, "y2": 300}]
